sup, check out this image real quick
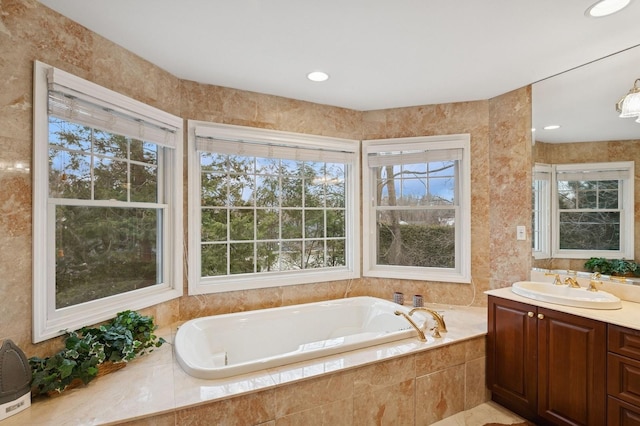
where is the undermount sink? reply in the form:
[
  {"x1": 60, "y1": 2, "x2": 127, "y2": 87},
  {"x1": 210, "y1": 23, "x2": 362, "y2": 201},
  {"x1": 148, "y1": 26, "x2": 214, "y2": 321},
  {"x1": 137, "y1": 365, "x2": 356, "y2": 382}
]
[{"x1": 511, "y1": 281, "x2": 622, "y2": 310}]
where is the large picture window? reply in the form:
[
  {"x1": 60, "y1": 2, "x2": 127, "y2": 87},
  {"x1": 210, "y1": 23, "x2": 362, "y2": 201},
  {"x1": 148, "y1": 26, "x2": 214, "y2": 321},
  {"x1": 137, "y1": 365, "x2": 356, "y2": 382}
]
[
  {"x1": 188, "y1": 122, "x2": 359, "y2": 294},
  {"x1": 33, "y1": 62, "x2": 183, "y2": 342},
  {"x1": 362, "y1": 135, "x2": 471, "y2": 283}
]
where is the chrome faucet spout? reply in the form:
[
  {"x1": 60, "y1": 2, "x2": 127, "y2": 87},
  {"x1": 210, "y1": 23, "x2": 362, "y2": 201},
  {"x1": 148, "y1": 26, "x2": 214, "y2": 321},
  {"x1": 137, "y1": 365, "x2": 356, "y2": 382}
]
[
  {"x1": 394, "y1": 310, "x2": 426, "y2": 342},
  {"x1": 409, "y1": 307, "x2": 448, "y2": 336}
]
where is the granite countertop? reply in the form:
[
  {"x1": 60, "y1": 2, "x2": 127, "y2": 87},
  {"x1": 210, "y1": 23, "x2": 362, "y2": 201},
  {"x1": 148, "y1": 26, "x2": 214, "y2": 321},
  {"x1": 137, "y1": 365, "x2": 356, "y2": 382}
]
[{"x1": 486, "y1": 286, "x2": 640, "y2": 331}]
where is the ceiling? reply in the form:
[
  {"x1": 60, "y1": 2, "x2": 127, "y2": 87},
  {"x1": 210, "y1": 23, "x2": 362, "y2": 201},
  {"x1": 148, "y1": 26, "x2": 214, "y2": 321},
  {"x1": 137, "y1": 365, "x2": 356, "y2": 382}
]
[
  {"x1": 39, "y1": 0, "x2": 640, "y2": 112},
  {"x1": 533, "y1": 44, "x2": 640, "y2": 143}
]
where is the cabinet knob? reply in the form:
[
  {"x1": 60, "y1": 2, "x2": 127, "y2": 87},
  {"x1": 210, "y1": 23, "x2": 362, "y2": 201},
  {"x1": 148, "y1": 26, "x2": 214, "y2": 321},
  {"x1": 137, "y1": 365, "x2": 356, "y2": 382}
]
[
  {"x1": 527, "y1": 312, "x2": 534, "y2": 317},
  {"x1": 537, "y1": 313, "x2": 545, "y2": 320}
]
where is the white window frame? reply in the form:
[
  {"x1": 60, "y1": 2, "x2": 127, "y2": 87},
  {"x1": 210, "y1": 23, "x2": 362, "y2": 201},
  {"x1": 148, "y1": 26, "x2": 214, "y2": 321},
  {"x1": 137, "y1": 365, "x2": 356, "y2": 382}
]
[
  {"x1": 362, "y1": 134, "x2": 471, "y2": 283},
  {"x1": 551, "y1": 161, "x2": 634, "y2": 259},
  {"x1": 187, "y1": 121, "x2": 360, "y2": 294},
  {"x1": 532, "y1": 163, "x2": 552, "y2": 259},
  {"x1": 33, "y1": 61, "x2": 183, "y2": 343}
]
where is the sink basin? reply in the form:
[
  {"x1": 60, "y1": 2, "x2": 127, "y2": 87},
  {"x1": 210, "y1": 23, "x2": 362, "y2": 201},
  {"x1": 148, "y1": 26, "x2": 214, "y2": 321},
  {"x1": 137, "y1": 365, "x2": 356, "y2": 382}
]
[{"x1": 511, "y1": 281, "x2": 622, "y2": 310}]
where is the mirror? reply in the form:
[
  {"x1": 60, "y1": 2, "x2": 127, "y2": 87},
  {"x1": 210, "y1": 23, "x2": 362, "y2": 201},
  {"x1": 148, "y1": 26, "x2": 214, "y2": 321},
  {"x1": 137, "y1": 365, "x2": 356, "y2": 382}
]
[{"x1": 532, "y1": 45, "x2": 640, "y2": 272}]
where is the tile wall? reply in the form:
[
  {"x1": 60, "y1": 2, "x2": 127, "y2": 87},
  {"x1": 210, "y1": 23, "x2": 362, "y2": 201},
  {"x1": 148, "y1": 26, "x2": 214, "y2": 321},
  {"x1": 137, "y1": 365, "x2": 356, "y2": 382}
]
[
  {"x1": 0, "y1": 0, "x2": 531, "y2": 358},
  {"x1": 121, "y1": 336, "x2": 488, "y2": 426}
]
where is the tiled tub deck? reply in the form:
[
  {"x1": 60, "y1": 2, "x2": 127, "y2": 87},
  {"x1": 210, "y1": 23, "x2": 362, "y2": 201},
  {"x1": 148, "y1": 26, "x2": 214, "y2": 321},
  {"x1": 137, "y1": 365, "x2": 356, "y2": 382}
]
[{"x1": 6, "y1": 304, "x2": 488, "y2": 425}]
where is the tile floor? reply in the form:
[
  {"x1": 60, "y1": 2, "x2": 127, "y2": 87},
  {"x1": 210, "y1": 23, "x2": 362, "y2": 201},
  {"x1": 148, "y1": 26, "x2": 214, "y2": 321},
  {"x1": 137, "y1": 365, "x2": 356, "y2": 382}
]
[{"x1": 434, "y1": 401, "x2": 528, "y2": 425}]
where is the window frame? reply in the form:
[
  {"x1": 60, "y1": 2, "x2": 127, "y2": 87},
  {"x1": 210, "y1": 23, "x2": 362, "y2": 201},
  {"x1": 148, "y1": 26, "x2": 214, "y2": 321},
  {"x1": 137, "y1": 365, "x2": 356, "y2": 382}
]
[
  {"x1": 532, "y1": 163, "x2": 552, "y2": 259},
  {"x1": 187, "y1": 121, "x2": 360, "y2": 294},
  {"x1": 362, "y1": 134, "x2": 471, "y2": 283},
  {"x1": 550, "y1": 161, "x2": 634, "y2": 259},
  {"x1": 32, "y1": 61, "x2": 183, "y2": 343}
]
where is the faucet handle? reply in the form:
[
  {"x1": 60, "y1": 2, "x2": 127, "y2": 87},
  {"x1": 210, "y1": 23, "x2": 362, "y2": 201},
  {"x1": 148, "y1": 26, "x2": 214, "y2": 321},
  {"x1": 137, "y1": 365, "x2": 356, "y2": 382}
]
[
  {"x1": 587, "y1": 280, "x2": 602, "y2": 292},
  {"x1": 545, "y1": 273, "x2": 562, "y2": 285}
]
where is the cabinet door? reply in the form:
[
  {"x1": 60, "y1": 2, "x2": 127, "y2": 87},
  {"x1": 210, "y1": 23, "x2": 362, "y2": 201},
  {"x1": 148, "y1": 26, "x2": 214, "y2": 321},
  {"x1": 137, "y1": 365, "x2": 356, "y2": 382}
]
[
  {"x1": 608, "y1": 353, "x2": 640, "y2": 408},
  {"x1": 537, "y1": 307, "x2": 606, "y2": 426},
  {"x1": 608, "y1": 396, "x2": 640, "y2": 426},
  {"x1": 487, "y1": 296, "x2": 538, "y2": 420}
]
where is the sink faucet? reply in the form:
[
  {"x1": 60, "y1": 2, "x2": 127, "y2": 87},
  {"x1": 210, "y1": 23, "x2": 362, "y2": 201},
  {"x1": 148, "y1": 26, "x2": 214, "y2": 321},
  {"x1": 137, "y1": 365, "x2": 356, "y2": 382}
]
[
  {"x1": 564, "y1": 277, "x2": 581, "y2": 288},
  {"x1": 545, "y1": 273, "x2": 563, "y2": 285},
  {"x1": 394, "y1": 311, "x2": 426, "y2": 342},
  {"x1": 409, "y1": 307, "x2": 448, "y2": 338}
]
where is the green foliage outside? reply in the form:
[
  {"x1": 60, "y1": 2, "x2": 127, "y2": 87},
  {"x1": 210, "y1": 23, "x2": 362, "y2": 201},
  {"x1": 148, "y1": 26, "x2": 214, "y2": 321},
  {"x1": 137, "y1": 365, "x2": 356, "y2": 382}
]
[
  {"x1": 557, "y1": 179, "x2": 621, "y2": 251},
  {"x1": 378, "y1": 224, "x2": 455, "y2": 268},
  {"x1": 49, "y1": 118, "x2": 161, "y2": 308},
  {"x1": 200, "y1": 154, "x2": 347, "y2": 276}
]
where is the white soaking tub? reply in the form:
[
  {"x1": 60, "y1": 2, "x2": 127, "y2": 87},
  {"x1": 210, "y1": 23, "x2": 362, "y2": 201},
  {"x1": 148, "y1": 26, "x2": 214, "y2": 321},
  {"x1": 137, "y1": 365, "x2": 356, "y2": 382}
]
[{"x1": 174, "y1": 296, "x2": 431, "y2": 379}]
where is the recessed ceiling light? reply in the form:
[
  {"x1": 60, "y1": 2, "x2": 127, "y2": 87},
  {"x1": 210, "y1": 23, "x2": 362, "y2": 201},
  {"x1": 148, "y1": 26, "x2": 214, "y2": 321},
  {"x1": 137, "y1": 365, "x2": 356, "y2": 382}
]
[
  {"x1": 585, "y1": 0, "x2": 631, "y2": 17},
  {"x1": 543, "y1": 125, "x2": 561, "y2": 130},
  {"x1": 307, "y1": 71, "x2": 329, "y2": 82}
]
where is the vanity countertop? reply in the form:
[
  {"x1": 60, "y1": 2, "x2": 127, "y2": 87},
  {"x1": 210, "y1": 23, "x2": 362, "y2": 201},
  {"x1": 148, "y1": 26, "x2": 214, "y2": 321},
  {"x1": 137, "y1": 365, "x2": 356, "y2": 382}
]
[{"x1": 486, "y1": 287, "x2": 640, "y2": 331}]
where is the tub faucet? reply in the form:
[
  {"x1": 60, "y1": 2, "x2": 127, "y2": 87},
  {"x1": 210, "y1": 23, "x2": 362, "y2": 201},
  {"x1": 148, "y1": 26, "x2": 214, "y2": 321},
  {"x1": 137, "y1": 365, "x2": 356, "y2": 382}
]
[
  {"x1": 409, "y1": 308, "x2": 448, "y2": 338},
  {"x1": 394, "y1": 311, "x2": 427, "y2": 342}
]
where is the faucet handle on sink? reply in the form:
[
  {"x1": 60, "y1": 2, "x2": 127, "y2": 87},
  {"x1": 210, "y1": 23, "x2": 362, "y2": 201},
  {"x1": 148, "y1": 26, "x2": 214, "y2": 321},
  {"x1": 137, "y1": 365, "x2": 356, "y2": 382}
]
[{"x1": 545, "y1": 273, "x2": 562, "y2": 285}]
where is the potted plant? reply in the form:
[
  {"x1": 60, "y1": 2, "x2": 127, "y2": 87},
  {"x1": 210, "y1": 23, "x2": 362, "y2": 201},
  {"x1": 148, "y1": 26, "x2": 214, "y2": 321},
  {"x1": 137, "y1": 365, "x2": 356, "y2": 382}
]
[
  {"x1": 584, "y1": 257, "x2": 639, "y2": 277},
  {"x1": 584, "y1": 257, "x2": 612, "y2": 275},
  {"x1": 29, "y1": 331, "x2": 106, "y2": 396},
  {"x1": 80, "y1": 310, "x2": 166, "y2": 363},
  {"x1": 29, "y1": 310, "x2": 165, "y2": 397},
  {"x1": 609, "y1": 258, "x2": 638, "y2": 277}
]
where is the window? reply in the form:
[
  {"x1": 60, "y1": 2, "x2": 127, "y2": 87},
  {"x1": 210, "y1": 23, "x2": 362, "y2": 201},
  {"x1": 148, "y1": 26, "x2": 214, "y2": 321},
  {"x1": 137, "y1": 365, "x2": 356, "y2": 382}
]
[
  {"x1": 188, "y1": 121, "x2": 360, "y2": 294},
  {"x1": 552, "y1": 162, "x2": 634, "y2": 259},
  {"x1": 532, "y1": 163, "x2": 551, "y2": 259},
  {"x1": 33, "y1": 62, "x2": 183, "y2": 342},
  {"x1": 362, "y1": 135, "x2": 471, "y2": 283}
]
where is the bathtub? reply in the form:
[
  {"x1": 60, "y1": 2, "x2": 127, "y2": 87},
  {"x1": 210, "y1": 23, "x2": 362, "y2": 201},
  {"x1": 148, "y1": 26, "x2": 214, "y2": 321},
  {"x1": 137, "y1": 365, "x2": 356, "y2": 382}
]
[{"x1": 174, "y1": 296, "x2": 433, "y2": 379}]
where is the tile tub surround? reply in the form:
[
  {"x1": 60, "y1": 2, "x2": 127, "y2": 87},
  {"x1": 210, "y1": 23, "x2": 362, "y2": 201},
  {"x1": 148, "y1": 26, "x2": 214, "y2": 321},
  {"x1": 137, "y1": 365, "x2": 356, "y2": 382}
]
[
  {"x1": 4, "y1": 305, "x2": 487, "y2": 425},
  {"x1": 2, "y1": 0, "x2": 531, "y2": 374}
]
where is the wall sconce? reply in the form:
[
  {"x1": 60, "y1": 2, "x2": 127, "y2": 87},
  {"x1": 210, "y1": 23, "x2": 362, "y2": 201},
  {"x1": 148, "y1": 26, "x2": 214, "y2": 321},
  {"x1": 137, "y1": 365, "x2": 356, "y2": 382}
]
[{"x1": 616, "y1": 78, "x2": 640, "y2": 123}]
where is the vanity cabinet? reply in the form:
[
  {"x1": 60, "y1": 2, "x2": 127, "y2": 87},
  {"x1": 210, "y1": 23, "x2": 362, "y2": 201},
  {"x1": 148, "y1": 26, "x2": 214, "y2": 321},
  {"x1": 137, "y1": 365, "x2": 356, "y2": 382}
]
[
  {"x1": 608, "y1": 324, "x2": 640, "y2": 424},
  {"x1": 487, "y1": 296, "x2": 607, "y2": 425}
]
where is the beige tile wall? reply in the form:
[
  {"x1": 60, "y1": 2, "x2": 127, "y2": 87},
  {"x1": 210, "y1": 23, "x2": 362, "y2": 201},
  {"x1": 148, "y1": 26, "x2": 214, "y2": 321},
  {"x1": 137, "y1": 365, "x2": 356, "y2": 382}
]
[
  {"x1": 0, "y1": 0, "x2": 531, "y2": 360},
  {"x1": 122, "y1": 336, "x2": 488, "y2": 426},
  {"x1": 533, "y1": 140, "x2": 640, "y2": 271}
]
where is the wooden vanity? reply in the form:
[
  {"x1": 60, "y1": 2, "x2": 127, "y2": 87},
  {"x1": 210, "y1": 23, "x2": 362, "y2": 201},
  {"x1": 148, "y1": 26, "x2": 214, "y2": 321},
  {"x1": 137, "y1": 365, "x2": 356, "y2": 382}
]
[{"x1": 487, "y1": 287, "x2": 640, "y2": 426}]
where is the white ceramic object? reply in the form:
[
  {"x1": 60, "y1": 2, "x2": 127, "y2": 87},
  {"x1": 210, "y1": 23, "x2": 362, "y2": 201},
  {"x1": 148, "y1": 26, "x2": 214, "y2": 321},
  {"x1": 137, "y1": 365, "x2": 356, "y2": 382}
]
[
  {"x1": 174, "y1": 296, "x2": 433, "y2": 379},
  {"x1": 512, "y1": 281, "x2": 622, "y2": 310}
]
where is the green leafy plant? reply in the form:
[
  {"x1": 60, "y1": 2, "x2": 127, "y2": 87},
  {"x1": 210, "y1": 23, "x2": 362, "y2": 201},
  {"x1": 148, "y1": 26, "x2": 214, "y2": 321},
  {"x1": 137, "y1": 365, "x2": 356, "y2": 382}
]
[
  {"x1": 609, "y1": 258, "x2": 638, "y2": 276},
  {"x1": 29, "y1": 331, "x2": 105, "y2": 396},
  {"x1": 29, "y1": 310, "x2": 165, "y2": 396},
  {"x1": 584, "y1": 257, "x2": 639, "y2": 276},
  {"x1": 80, "y1": 310, "x2": 166, "y2": 362}
]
